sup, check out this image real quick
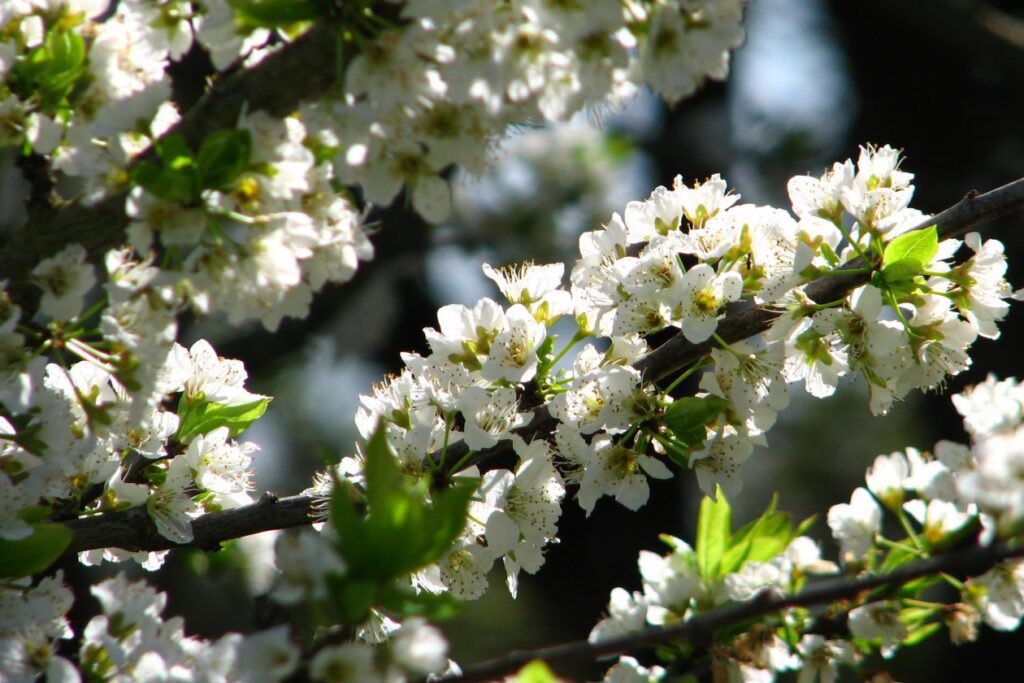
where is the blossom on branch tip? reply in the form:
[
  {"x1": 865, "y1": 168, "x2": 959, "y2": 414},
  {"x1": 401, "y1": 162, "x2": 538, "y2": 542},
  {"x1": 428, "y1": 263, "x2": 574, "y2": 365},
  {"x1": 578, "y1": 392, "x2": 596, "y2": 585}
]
[
  {"x1": 456, "y1": 385, "x2": 529, "y2": 451},
  {"x1": 847, "y1": 601, "x2": 908, "y2": 658},
  {"x1": 482, "y1": 261, "x2": 571, "y2": 322},
  {"x1": 30, "y1": 244, "x2": 95, "y2": 322},
  {"x1": 481, "y1": 303, "x2": 547, "y2": 383},
  {"x1": 828, "y1": 487, "x2": 881, "y2": 567},
  {"x1": 690, "y1": 425, "x2": 755, "y2": 500}
]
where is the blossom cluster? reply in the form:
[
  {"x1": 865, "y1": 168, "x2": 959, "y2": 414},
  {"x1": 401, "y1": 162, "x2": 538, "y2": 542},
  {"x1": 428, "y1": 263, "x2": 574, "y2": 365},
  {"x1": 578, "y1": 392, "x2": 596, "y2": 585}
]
[
  {"x1": 324, "y1": 0, "x2": 746, "y2": 221},
  {"x1": 0, "y1": 2, "x2": 759, "y2": 678},
  {"x1": 589, "y1": 532, "x2": 842, "y2": 682},
  {"x1": 0, "y1": 326, "x2": 266, "y2": 570},
  {"x1": 346, "y1": 144, "x2": 1015, "y2": 604},
  {"x1": 1, "y1": 0, "x2": 750, "y2": 335},
  {"x1": 1, "y1": 1, "x2": 1021, "y2": 680},
  {"x1": 1, "y1": 139, "x2": 1016, "y2": 681},
  {"x1": 830, "y1": 374, "x2": 1024, "y2": 645},
  {"x1": 589, "y1": 375, "x2": 1024, "y2": 683},
  {"x1": 0, "y1": 571, "x2": 450, "y2": 682}
]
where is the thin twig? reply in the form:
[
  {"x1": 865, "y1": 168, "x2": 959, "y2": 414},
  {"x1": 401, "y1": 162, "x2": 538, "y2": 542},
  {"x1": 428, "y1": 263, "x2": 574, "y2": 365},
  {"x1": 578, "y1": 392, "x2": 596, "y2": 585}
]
[{"x1": 446, "y1": 542, "x2": 1024, "y2": 683}]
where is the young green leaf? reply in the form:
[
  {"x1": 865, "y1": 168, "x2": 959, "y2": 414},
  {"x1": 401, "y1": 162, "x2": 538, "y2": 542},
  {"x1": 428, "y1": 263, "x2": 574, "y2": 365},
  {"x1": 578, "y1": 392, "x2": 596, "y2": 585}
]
[
  {"x1": 229, "y1": 0, "x2": 331, "y2": 27},
  {"x1": 696, "y1": 487, "x2": 731, "y2": 581},
  {"x1": 512, "y1": 660, "x2": 558, "y2": 683},
  {"x1": 156, "y1": 133, "x2": 195, "y2": 170},
  {"x1": 376, "y1": 584, "x2": 463, "y2": 621},
  {"x1": 335, "y1": 425, "x2": 475, "y2": 581},
  {"x1": 197, "y1": 130, "x2": 253, "y2": 191},
  {"x1": 903, "y1": 621, "x2": 942, "y2": 647},
  {"x1": 0, "y1": 523, "x2": 73, "y2": 579},
  {"x1": 176, "y1": 397, "x2": 270, "y2": 441},
  {"x1": 881, "y1": 226, "x2": 938, "y2": 270},
  {"x1": 720, "y1": 496, "x2": 793, "y2": 575},
  {"x1": 325, "y1": 574, "x2": 379, "y2": 625},
  {"x1": 662, "y1": 396, "x2": 729, "y2": 447},
  {"x1": 46, "y1": 28, "x2": 86, "y2": 75}
]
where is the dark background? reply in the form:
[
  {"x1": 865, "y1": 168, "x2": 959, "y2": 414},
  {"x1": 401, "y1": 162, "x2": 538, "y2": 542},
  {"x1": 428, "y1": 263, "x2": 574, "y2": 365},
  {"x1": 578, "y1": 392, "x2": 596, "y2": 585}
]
[{"x1": 35, "y1": 0, "x2": 1024, "y2": 680}]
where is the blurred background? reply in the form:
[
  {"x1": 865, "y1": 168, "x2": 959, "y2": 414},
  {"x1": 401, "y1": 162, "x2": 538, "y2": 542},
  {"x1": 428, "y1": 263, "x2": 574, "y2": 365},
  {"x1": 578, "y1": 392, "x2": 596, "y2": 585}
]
[{"x1": 10, "y1": 0, "x2": 1021, "y2": 679}]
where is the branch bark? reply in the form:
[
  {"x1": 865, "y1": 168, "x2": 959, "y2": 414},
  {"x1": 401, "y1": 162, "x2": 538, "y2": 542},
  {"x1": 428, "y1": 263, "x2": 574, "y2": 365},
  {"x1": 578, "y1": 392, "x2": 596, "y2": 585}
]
[
  {"x1": 446, "y1": 541, "x2": 1024, "y2": 683},
  {"x1": 63, "y1": 493, "x2": 321, "y2": 555},
  {"x1": 59, "y1": 176, "x2": 1024, "y2": 556}
]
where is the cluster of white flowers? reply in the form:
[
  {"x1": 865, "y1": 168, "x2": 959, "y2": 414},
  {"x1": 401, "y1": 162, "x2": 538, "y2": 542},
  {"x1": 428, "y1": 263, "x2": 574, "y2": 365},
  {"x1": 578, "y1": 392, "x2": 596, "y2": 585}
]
[
  {"x1": 0, "y1": 571, "x2": 450, "y2": 682},
  {"x1": 1, "y1": 140, "x2": 1017, "y2": 681},
  {"x1": 0, "y1": 2, "x2": 760, "y2": 678},
  {"x1": 789, "y1": 374, "x2": 1024, "y2": 676},
  {"x1": 3, "y1": 0, "x2": 1023, "y2": 680},
  {"x1": 829, "y1": 375, "x2": 1024, "y2": 645},
  {"x1": 1, "y1": 0, "x2": 752, "y2": 335},
  {"x1": 341, "y1": 144, "x2": 1014, "y2": 606},
  {"x1": 126, "y1": 109, "x2": 375, "y2": 331},
  {"x1": 588, "y1": 534, "x2": 843, "y2": 682},
  {"x1": 0, "y1": 323, "x2": 266, "y2": 569},
  {"x1": 323, "y1": 0, "x2": 747, "y2": 221},
  {"x1": 584, "y1": 374, "x2": 1024, "y2": 682}
]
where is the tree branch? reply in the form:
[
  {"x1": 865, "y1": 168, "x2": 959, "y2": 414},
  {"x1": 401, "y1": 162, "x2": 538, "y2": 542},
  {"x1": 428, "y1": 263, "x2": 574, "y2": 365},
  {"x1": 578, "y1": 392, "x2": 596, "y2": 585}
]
[
  {"x1": 59, "y1": 176, "x2": 1024, "y2": 556},
  {"x1": 62, "y1": 493, "x2": 322, "y2": 555},
  {"x1": 445, "y1": 541, "x2": 1024, "y2": 683}
]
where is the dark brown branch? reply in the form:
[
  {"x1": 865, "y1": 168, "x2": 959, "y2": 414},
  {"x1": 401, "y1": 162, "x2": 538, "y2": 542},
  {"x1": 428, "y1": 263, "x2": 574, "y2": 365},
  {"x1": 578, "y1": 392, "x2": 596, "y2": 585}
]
[
  {"x1": 446, "y1": 541, "x2": 1024, "y2": 683},
  {"x1": 62, "y1": 493, "x2": 321, "y2": 555}
]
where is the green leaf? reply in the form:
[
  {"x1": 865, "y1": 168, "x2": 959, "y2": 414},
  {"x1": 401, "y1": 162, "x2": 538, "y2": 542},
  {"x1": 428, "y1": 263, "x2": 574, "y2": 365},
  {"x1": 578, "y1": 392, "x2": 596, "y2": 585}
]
[
  {"x1": 46, "y1": 28, "x2": 86, "y2": 75},
  {"x1": 9, "y1": 27, "x2": 87, "y2": 111},
  {"x1": 377, "y1": 584, "x2": 463, "y2": 621},
  {"x1": 197, "y1": 130, "x2": 253, "y2": 190},
  {"x1": 533, "y1": 334, "x2": 558, "y2": 382},
  {"x1": 696, "y1": 488, "x2": 731, "y2": 581},
  {"x1": 326, "y1": 573, "x2": 378, "y2": 625},
  {"x1": 720, "y1": 496, "x2": 794, "y2": 575},
  {"x1": 512, "y1": 661, "x2": 558, "y2": 683},
  {"x1": 329, "y1": 480, "x2": 370, "y2": 564},
  {"x1": 176, "y1": 397, "x2": 271, "y2": 441},
  {"x1": 662, "y1": 396, "x2": 729, "y2": 447},
  {"x1": 16, "y1": 506, "x2": 54, "y2": 524},
  {"x1": 129, "y1": 164, "x2": 199, "y2": 205},
  {"x1": 903, "y1": 621, "x2": 942, "y2": 647},
  {"x1": 879, "y1": 545, "x2": 918, "y2": 573},
  {"x1": 795, "y1": 514, "x2": 817, "y2": 537},
  {"x1": 364, "y1": 425, "x2": 404, "y2": 514},
  {"x1": 229, "y1": 0, "x2": 330, "y2": 27},
  {"x1": 0, "y1": 523, "x2": 72, "y2": 579},
  {"x1": 337, "y1": 425, "x2": 475, "y2": 581},
  {"x1": 413, "y1": 479, "x2": 476, "y2": 569},
  {"x1": 882, "y1": 226, "x2": 938, "y2": 270},
  {"x1": 743, "y1": 514, "x2": 793, "y2": 561},
  {"x1": 156, "y1": 133, "x2": 195, "y2": 170},
  {"x1": 880, "y1": 259, "x2": 922, "y2": 293}
]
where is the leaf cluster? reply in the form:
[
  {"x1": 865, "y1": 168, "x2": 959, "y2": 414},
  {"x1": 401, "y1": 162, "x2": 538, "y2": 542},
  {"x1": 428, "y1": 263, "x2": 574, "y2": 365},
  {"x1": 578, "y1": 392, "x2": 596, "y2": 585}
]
[
  {"x1": 327, "y1": 426, "x2": 476, "y2": 624},
  {"x1": 130, "y1": 130, "x2": 253, "y2": 205}
]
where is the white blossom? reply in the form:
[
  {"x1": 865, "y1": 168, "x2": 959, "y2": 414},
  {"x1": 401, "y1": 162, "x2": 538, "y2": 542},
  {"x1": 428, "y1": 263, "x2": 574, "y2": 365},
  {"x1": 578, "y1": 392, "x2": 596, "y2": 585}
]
[{"x1": 31, "y1": 244, "x2": 95, "y2": 321}]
